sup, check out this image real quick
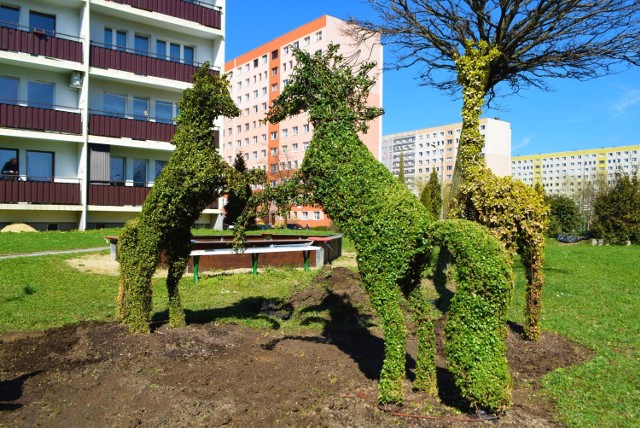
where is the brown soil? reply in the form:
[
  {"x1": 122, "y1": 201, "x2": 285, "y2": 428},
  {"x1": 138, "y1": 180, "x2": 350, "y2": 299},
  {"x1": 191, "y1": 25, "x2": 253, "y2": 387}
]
[{"x1": 0, "y1": 266, "x2": 593, "y2": 427}]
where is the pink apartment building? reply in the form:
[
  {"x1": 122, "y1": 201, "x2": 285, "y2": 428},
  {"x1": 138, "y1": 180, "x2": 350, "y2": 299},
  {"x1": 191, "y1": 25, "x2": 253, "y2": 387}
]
[{"x1": 224, "y1": 15, "x2": 383, "y2": 228}]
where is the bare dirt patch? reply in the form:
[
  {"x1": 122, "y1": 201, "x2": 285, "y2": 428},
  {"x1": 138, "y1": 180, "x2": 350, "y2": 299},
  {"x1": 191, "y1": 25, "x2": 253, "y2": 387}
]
[{"x1": 0, "y1": 266, "x2": 593, "y2": 427}]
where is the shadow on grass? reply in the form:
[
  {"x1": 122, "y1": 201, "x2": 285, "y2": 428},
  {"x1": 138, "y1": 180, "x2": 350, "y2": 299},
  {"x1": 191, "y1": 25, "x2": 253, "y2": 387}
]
[{"x1": 150, "y1": 296, "x2": 290, "y2": 331}]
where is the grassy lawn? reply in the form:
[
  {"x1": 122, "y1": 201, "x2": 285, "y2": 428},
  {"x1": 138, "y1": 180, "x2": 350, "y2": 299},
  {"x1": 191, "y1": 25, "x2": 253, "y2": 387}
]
[
  {"x1": 0, "y1": 232, "x2": 637, "y2": 426},
  {"x1": 509, "y1": 240, "x2": 640, "y2": 426}
]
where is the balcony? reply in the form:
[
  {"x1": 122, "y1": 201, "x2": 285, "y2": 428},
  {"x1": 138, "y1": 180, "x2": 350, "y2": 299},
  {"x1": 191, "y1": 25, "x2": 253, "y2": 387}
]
[
  {"x1": 0, "y1": 179, "x2": 81, "y2": 205},
  {"x1": 89, "y1": 111, "x2": 176, "y2": 142},
  {"x1": 90, "y1": 43, "x2": 218, "y2": 83},
  {"x1": 88, "y1": 182, "x2": 219, "y2": 208},
  {"x1": 0, "y1": 24, "x2": 82, "y2": 63},
  {"x1": 0, "y1": 100, "x2": 82, "y2": 135},
  {"x1": 105, "y1": 0, "x2": 222, "y2": 29}
]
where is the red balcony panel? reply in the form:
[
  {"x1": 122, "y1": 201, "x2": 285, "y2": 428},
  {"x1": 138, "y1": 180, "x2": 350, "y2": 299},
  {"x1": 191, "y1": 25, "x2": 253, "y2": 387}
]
[
  {"x1": 107, "y1": 0, "x2": 221, "y2": 29},
  {"x1": 88, "y1": 184, "x2": 150, "y2": 206},
  {"x1": 0, "y1": 104, "x2": 82, "y2": 134},
  {"x1": 0, "y1": 27, "x2": 82, "y2": 62},
  {"x1": 90, "y1": 45, "x2": 214, "y2": 83},
  {"x1": 0, "y1": 181, "x2": 81, "y2": 205},
  {"x1": 89, "y1": 114, "x2": 176, "y2": 142}
]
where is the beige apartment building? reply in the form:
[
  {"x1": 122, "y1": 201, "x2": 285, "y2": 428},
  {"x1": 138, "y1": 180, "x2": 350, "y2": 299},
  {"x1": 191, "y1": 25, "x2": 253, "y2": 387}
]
[
  {"x1": 381, "y1": 118, "x2": 512, "y2": 194},
  {"x1": 512, "y1": 145, "x2": 640, "y2": 196},
  {"x1": 224, "y1": 15, "x2": 382, "y2": 227}
]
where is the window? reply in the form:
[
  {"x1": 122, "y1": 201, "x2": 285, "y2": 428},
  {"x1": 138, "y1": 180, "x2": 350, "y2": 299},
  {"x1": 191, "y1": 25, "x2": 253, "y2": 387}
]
[
  {"x1": 0, "y1": 5, "x2": 19, "y2": 29},
  {"x1": 282, "y1": 128, "x2": 288, "y2": 138},
  {"x1": 301, "y1": 211, "x2": 309, "y2": 220},
  {"x1": 292, "y1": 143, "x2": 298, "y2": 152},
  {"x1": 303, "y1": 124, "x2": 309, "y2": 133},
  {"x1": 110, "y1": 157, "x2": 125, "y2": 183},
  {"x1": 303, "y1": 141, "x2": 309, "y2": 151},
  {"x1": 304, "y1": 36, "x2": 310, "y2": 46},
  {"x1": 272, "y1": 67, "x2": 278, "y2": 76},
  {"x1": 253, "y1": 90, "x2": 258, "y2": 98},
  {"x1": 133, "y1": 159, "x2": 147, "y2": 187},
  {"x1": 270, "y1": 163, "x2": 277, "y2": 173},
  {"x1": 156, "y1": 100, "x2": 174, "y2": 124},
  {"x1": 292, "y1": 126, "x2": 298, "y2": 135},
  {"x1": 145, "y1": 34, "x2": 165, "y2": 55},
  {"x1": 28, "y1": 81, "x2": 54, "y2": 109},
  {"x1": 315, "y1": 31, "x2": 323, "y2": 41},
  {"x1": 271, "y1": 131, "x2": 278, "y2": 140},
  {"x1": 27, "y1": 150, "x2": 53, "y2": 182},
  {"x1": 0, "y1": 76, "x2": 18, "y2": 104},
  {"x1": 282, "y1": 145, "x2": 288, "y2": 154},
  {"x1": 261, "y1": 134, "x2": 267, "y2": 142},
  {"x1": 29, "y1": 11, "x2": 55, "y2": 36},
  {"x1": 271, "y1": 50, "x2": 278, "y2": 60},
  {"x1": 261, "y1": 149, "x2": 266, "y2": 158},
  {"x1": 270, "y1": 148, "x2": 278, "y2": 156},
  {"x1": 262, "y1": 87, "x2": 267, "y2": 95},
  {"x1": 170, "y1": 43, "x2": 181, "y2": 62},
  {"x1": 183, "y1": 46, "x2": 194, "y2": 65},
  {"x1": 261, "y1": 54, "x2": 267, "y2": 64},
  {"x1": 314, "y1": 211, "x2": 320, "y2": 220},
  {"x1": 0, "y1": 148, "x2": 18, "y2": 178},
  {"x1": 154, "y1": 160, "x2": 167, "y2": 179},
  {"x1": 271, "y1": 83, "x2": 278, "y2": 92},
  {"x1": 134, "y1": 34, "x2": 149, "y2": 55},
  {"x1": 133, "y1": 97, "x2": 148, "y2": 120}
]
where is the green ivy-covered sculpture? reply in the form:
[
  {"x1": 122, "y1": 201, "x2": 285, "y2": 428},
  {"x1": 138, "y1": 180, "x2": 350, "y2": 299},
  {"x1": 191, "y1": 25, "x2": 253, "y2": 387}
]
[
  {"x1": 267, "y1": 45, "x2": 513, "y2": 411},
  {"x1": 116, "y1": 65, "x2": 241, "y2": 333},
  {"x1": 448, "y1": 41, "x2": 549, "y2": 340}
]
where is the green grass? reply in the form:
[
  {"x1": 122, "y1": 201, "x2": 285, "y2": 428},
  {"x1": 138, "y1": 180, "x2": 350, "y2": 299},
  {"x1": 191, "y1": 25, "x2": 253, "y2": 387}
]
[
  {"x1": 0, "y1": 252, "x2": 317, "y2": 333},
  {"x1": 0, "y1": 228, "x2": 121, "y2": 255},
  {"x1": 509, "y1": 240, "x2": 640, "y2": 426},
  {"x1": 0, "y1": 231, "x2": 637, "y2": 426}
]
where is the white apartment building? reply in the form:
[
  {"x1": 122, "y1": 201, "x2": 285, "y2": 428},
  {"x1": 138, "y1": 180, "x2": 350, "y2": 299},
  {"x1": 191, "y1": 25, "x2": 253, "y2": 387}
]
[
  {"x1": 0, "y1": 0, "x2": 226, "y2": 231},
  {"x1": 512, "y1": 144, "x2": 640, "y2": 196},
  {"x1": 224, "y1": 15, "x2": 382, "y2": 227},
  {"x1": 381, "y1": 118, "x2": 512, "y2": 193}
]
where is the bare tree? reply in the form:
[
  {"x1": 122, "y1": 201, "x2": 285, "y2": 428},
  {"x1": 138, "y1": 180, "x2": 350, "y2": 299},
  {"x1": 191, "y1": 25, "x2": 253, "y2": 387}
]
[{"x1": 352, "y1": 0, "x2": 640, "y2": 104}]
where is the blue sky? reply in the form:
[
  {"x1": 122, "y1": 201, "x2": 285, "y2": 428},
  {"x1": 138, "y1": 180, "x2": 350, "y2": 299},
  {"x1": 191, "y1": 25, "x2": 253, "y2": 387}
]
[{"x1": 226, "y1": 1, "x2": 640, "y2": 156}]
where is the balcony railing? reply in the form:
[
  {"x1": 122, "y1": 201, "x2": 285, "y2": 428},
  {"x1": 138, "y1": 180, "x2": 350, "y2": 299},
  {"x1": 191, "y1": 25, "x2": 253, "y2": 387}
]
[
  {"x1": 88, "y1": 182, "x2": 151, "y2": 206},
  {"x1": 0, "y1": 100, "x2": 82, "y2": 134},
  {"x1": 105, "y1": 0, "x2": 222, "y2": 29},
  {"x1": 90, "y1": 44, "x2": 218, "y2": 83},
  {"x1": 89, "y1": 111, "x2": 176, "y2": 142},
  {"x1": 0, "y1": 179, "x2": 81, "y2": 205},
  {"x1": 88, "y1": 182, "x2": 219, "y2": 208},
  {"x1": 0, "y1": 23, "x2": 82, "y2": 62}
]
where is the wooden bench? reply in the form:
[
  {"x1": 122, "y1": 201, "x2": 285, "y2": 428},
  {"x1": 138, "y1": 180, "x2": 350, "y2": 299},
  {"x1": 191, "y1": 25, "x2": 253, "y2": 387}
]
[{"x1": 190, "y1": 244, "x2": 324, "y2": 283}]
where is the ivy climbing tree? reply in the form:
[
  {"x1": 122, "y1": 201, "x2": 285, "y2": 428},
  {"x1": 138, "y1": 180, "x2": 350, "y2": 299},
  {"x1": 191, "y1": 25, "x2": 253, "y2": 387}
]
[
  {"x1": 116, "y1": 65, "x2": 241, "y2": 333},
  {"x1": 265, "y1": 44, "x2": 514, "y2": 412}
]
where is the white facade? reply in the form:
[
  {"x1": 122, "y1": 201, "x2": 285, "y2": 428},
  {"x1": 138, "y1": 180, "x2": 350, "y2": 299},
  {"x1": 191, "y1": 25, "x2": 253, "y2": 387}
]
[
  {"x1": 381, "y1": 118, "x2": 512, "y2": 193},
  {"x1": 0, "y1": 0, "x2": 226, "y2": 230}
]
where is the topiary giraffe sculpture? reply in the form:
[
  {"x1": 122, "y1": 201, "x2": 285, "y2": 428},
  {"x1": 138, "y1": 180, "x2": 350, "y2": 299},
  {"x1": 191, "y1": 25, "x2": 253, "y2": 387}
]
[
  {"x1": 448, "y1": 41, "x2": 549, "y2": 340},
  {"x1": 116, "y1": 65, "x2": 241, "y2": 333},
  {"x1": 266, "y1": 44, "x2": 514, "y2": 412}
]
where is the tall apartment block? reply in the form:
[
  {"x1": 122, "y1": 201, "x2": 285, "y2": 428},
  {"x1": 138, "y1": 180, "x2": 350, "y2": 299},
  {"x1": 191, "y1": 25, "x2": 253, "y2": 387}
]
[
  {"x1": 381, "y1": 118, "x2": 512, "y2": 193},
  {"x1": 224, "y1": 15, "x2": 382, "y2": 227},
  {"x1": 0, "y1": 0, "x2": 226, "y2": 231},
  {"x1": 512, "y1": 144, "x2": 640, "y2": 196}
]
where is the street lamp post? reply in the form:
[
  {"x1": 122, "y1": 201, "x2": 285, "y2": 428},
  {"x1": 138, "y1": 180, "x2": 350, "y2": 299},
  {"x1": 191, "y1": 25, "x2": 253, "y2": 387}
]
[{"x1": 430, "y1": 143, "x2": 445, "y2": 220}]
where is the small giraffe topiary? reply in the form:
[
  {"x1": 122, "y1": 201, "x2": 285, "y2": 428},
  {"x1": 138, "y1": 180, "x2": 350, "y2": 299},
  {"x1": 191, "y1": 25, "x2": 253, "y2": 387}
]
[
  {"x1": 116, "y1": 65, "x2": 241, "y2": 333},
  {"x1": 448, "y1": 41, "x2": 549, "y2": 340},
  {"x1": 267, "y1": 45, "x2": 514, "y2": 411}
]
